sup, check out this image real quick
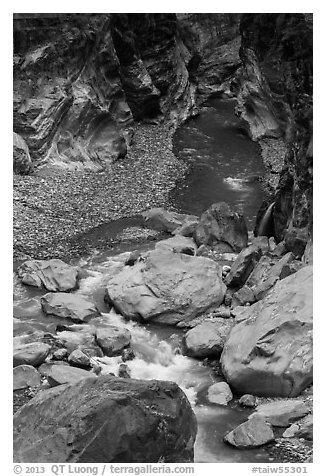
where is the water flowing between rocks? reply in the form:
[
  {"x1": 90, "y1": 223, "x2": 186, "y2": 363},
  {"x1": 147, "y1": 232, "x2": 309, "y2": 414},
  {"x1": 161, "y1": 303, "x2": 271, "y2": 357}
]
[{"x1": 14, "y1": 99, "x2": 276, "y2": 463}]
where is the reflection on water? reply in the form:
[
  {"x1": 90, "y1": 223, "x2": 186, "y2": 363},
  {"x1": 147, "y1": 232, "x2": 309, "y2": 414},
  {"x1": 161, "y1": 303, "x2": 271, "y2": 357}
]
[{"x1": 171, "y1": 98, "x2": 266, "y2": 231}]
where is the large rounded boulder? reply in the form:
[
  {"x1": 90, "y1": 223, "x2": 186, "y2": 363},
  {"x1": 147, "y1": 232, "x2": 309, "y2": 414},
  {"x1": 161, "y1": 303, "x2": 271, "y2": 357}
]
[
  {"x1": 221, "y1": 266, "x2": 313, "y2": 397},
  {"x1": 105, "y1": 249, "x2": 226, "y2": 325},
  {"x1": 14, "y1": 375, "x2": 197, "y2": 463}
]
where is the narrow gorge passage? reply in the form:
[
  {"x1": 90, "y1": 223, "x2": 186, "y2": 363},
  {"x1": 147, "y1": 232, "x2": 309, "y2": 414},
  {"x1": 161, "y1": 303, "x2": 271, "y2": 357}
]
[
  {"x1": 13, "y1": 100, "x2": 276, "y2": 463},
  {"x1": 171, "y1": 98, "x2": 266, "y2": 231}
]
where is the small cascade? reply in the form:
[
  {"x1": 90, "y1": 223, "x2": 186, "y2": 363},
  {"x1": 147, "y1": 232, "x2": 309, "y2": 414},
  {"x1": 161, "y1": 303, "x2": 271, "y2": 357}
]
[{"x1": 256, "y1": 201, "x2": 275, "y2": 237}]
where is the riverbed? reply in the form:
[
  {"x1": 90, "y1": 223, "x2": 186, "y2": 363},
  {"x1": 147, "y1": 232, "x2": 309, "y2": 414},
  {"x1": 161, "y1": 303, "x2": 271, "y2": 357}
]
[{"x1": 14, "y1": 99, "x2": 275, "y2": 462}]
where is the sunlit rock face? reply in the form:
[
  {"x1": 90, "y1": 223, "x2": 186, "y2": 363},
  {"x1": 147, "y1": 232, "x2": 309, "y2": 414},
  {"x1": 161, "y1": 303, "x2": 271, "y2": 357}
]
[{"x1": 236, "y1": 14, "x2": 312, "y2": 253}]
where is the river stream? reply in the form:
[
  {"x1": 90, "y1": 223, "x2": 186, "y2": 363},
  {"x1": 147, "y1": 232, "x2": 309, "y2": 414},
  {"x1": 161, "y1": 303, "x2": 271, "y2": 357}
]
[{"x1": 14, "y1": 99, "x2": 276, "y2": 463}]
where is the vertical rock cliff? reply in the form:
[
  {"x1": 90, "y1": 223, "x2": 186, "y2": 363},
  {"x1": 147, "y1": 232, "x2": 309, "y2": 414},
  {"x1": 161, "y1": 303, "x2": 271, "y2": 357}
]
[
  {"x1": 13, "y1": 13, "x2": 198, "y2": 171},
  {"x1": 235, "y1": 14, "x2": 312, "y2": 255}
]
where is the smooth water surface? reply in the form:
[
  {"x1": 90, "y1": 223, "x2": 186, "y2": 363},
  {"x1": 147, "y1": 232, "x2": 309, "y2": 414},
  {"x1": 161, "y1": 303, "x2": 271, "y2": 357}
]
[{"x1": 171, "y1": 98, "x2": 266, "y2": 231}]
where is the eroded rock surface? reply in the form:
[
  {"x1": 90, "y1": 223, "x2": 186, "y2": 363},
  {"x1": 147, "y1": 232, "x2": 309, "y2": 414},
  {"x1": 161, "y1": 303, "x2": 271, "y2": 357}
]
[{"x1": 14, "y1": 375, "x2": 197, "y2": 463}]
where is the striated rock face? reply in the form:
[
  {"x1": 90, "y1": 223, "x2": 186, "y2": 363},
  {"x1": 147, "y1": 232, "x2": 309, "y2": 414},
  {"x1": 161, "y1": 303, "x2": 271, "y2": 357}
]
[
  {"x1": 236, "y1": 14, "x2": 313, "y2": 253},
  {"x1": 13, "y1": 13, "x2": 198, "y2": 172},
  {"x1": 177, "y1": 14, "x2": 241, "y2": 100},
  {"x1": 14, "y1": 375, "x2": 197, "y2": 463}
]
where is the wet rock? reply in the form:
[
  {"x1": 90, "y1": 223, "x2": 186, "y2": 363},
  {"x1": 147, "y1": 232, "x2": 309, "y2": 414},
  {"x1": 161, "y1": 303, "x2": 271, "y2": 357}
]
[
  {"x1": 224, "y1": 414, "x2": 274, "y2": 448},
  {"x1": 221, "y1": 266, "x2": 313, "y2": 397},
  {"x1": 207, "y1": 382, "x2": 233, "y2": 405},
  {"x1": 118, "y1": 363, "x2": 131, "y2": 379},
  {"x1": 105, "y1": 249, "x2": 226, "y2": 325},
  {"x1": 56, "y1": 328, "x2": 102, "y2": 356},
  {"x1": 41, "y1": 293, "x2": 100, "y2": 323},
  {"x1": 183, "y1": 319, "x2": 233, "y2": 358},
  {"x1": 68, "y1": 349, "x2": 92, "y2": 369},
  {"x1": 17, "y1": 259, "x2": 79, "y2": 292},
  {"x1": 46, "y1": 364, "x2": 97, "y2": 387},
  {"x1": 96, "y1": 326, "x2": 131, "y2": 357},
  {"x1": 142, "y1": 208, "x2": 198, "y2": 233},
  {"x1": 14, "y1": 375, "x2": 197, "y2": 463},
  {"x1": 239, "y1": 394, "x2": 257, "y2": 408},
  {"x1": 155, "y1": 236, "x2": 197, "y2": 255},
  {"x1": 121, "y1": 348, "x2": 135, "y2": 362},
  {"x1": 255, "y1": 400, "x2": 310, "y2": 427},
  {"x1": 13, "y1": 132, "x2": 32, "y2": 175},
  {"x1": 13, "y1": 365, "x2": 41, "y2": 390},
  {"x1": 13, "y1": 342, "x2": 51, "y2": 368},
  {"x1": 224, "y1": 245, "x2": 262, "y2": 287},
  {"x1": 194, "y1": 202, "x2": 248, "y2": 252}
]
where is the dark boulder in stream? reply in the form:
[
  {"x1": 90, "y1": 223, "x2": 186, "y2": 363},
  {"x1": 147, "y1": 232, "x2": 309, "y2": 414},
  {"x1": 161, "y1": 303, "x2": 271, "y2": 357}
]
[
  {"x1": 14, "y1": 375, "x2": 197, "y2": 463},
  {"x1": 194, "y1": 202, "x2": 248, "y2": 253}
]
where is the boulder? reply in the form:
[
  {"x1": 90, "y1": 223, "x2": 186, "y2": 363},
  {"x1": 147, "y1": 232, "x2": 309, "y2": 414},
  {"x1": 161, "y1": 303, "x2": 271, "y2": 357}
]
[
  {"x1": 224, "y1": 414, "x2": 274, "y2": 448},
  {"x1": 142, "y1": 208, "x2": 198, "y2": 234},
  {"x1": 18, "y1": 259, "x2": 79, "y2": 292},
  {"x1": 172, "y1": 220, "x2": 199, "y2": 238},
  {"x1": 41, "y1": 293, "x2": 100, "y2": 323},
  {"x1": 56, "y1": 328, "x2": 103, "y2": 356},
  {"x1": 105, "y1": 249, "x2": 226, "y2": 325},
  {"x1": 13, "y1": 375, "x2": 197, "y2": 463},
  {"x1": 207, "y1": 382, "x2": 233, "y2": 405},
  {"x1": 194, "y1": 202, "x2": 248, "y2": 252},
  {"x1": 52, "y1": 348, "x2": 69, "y2": 361},
  {"x1": 255, "y1": 400, "x2": 310, "y2": 427},
  {"x1": 13, "y1": 365, "x2": 41, "y2": 390},
  {"x1": 68, "y1": 349, "x2": 92, "y2": 369},
  {"x1": 183, "y1": 319, "x2": 233, "y2": 358},
  {"x1": 232, "y1": 285, "x2": 255, "y2": 307},
  {"x1": 13, "y1": 132, "x2": 32, "y2": 174},
  {"x1": 221, "y1": 266, "x2": 313, "y2": 397},
  {"x1": 38, "y1": 362, "x2": 69, "y2": 377},
  {"x1": 224, "y1": 245, "x2": 262, "y2": 287},
  {"x1": 250, "y1": 252, "x2": 296, "y2": 300},
  {"x1": 282, "y1": 414, "x2": 313, "y2": 440},
  {"x1": 118, "y1": 363, "x2": 131, "y2": 378},
  {"x1": 239, "y1": 394, "x2": 257, "y2": 408},
  {"x1": 96, "y1": 326, "x2": 131, "y2": 357},
  {"x1": 155, "y1": 236, "x2": 197, "y2": 255},
  {"x1": 46, "y1": 364, "x2": 97, "y2": 387},
  {"x1": 13, "y1": 342, "x2": 51, "y2": 368}
]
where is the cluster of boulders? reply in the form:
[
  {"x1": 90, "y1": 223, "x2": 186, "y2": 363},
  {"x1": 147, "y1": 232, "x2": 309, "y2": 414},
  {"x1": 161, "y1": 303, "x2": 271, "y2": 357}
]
[{"x1": 13, "y1": 202, "x2": 313, "y2": 460}]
